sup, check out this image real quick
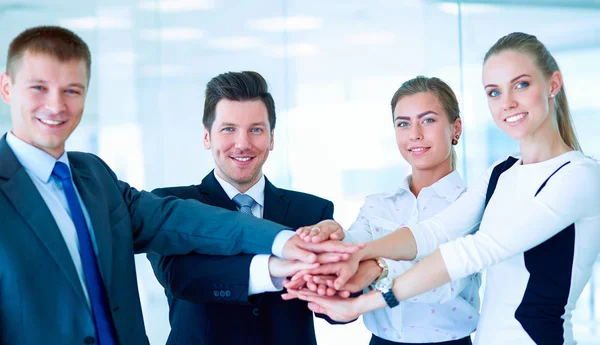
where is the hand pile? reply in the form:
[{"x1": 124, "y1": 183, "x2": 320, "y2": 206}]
[{"x1": 276, "y1": 220, "x2": 384, "y2": 322}]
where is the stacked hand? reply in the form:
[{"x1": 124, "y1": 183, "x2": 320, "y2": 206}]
[{"x1": 278, "y1": 220, "x2": 387, "y2": 322}]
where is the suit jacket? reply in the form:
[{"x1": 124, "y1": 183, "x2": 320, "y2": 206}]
[
  {"x1": 0, "y1": 135, "x2": 287, "y2": 345},
  {"x1": 148, "y1": 171, "x2": 335, "y2": 345}
]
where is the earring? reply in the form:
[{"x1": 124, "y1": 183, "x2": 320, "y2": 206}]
[
  {"x1": 550, "y1": 93, "x2": 555, "y2": 98},
  {"x1": 452, "y1": 135, "x2": 459, "y2": 145}
]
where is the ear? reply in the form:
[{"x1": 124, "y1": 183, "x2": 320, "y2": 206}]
[
  {"x1": 452, "y1": 117, "x2": 463, "y2": 139},
  {"x1": 0, "y1": 72, "x2": 12, "y2": 104},
  {"x1": 269, "y1": 130, "x2": 275, "y2": 151},
  {"x1": 203, "y1": 126, "x2": 211, "y2": 149},
  {"x1": 549, "y1": 71, "x2": 563, "y2": 98}
]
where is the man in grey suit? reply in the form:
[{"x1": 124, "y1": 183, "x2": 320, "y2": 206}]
[{"x1": 0, "y1": 26, "x2": 358, "y2": 345}]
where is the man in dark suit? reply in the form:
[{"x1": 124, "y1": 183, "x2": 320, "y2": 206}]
[
  {"x1": 0, "y1": 26, "x2": 358, "y2": 345},
  {"x1": 148, "y1": 71, "x2": 337, "y2": 345}
]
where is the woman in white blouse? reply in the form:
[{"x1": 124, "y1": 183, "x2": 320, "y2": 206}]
[
  {"x1": 339, "y1": 76, "x2": 479, "y2": 345},
  {"x1": 285, "y1": 32, "x2": 600, "y2": 345}
]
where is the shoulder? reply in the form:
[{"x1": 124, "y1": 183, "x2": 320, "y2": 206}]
[
  {"x1": 152, "y1": 185, "x2": 200, "y2": 199},
  {"x1": 277, "y1": 187, "x2": 333, "y2": 209}
]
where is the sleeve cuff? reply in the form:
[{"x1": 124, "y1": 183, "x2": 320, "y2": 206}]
[
  {"x1": 439, "y1": 241, "x2": 464, "y2": 281},
  {"x1": 248, "y1": 255, "x2": 283, "y2": 296},
  {"x1": 272, "y1": 230, "x2": 295, "y2": 258},
  {"x1": 408, "y1": 223, "x2": 429, "y2": 259}
]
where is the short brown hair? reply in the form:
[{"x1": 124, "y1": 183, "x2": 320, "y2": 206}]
[
  {"x1": 203, "y1": 71, "x2": 276, "y2": 132},
  {"x1": 391, "y1": 76, "x2": 461, "y2": 170},
  {"x1": 6, "y1": 26, "x2": 92, "y2": 83}
]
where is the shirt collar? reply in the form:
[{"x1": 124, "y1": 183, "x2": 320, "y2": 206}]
[
  {"x1": 6, "y1": 131, "x2": 70, "y2": 183},
  {"x1": 383, "y1": 170, "x2": 465, "y2": 202},
  {"x1": 214, "y1": 172, "x2": 265, "y2": 207}
]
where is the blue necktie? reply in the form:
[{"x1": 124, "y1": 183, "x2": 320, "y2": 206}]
[
  {"x1": 232, "y1": 193, "x2": 256, "y2": 216},
  {"x1": 52, "y1": 162, "x2": 117, "y2": 345}
]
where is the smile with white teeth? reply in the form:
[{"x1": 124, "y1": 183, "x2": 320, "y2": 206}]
[
  {"x1": 409, "y1": 147, "x2": 427, "y2": 152},
  {"x1": 39, "y1": 119, "x2": 63, "y2": 125},
  {"x1": 233, "y1": 157, "x2": 251, "y2": 162},
  {"x1": 505, "y1": 112, "x2": 527, "y2": 123}
]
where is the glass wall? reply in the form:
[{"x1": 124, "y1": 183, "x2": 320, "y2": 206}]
[{"x1": 1, "y1": 1, "x2": 598, "y2": 344}]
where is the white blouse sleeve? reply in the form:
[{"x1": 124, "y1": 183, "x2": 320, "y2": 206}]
[
  {"x1": 409, "y1": 160, "x2": 503, "y2": 259},
  {"x1": 440, "y1": 159, "x2": 600, "y2": 281}
]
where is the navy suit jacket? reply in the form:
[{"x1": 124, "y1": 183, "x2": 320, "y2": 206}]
[
  {"x1": 0, "y1": 135, "x2": 287, "y2": 345},
  {"x1": 148, "y1": 172, "x2": 335, "y2": 345}
]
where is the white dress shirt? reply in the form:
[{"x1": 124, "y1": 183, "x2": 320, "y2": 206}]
[
  {"x1": 410, "y1": 152, "x2": 600, "y2": 345},
  {"x1": 6, "y1": 132, "x2": 97, "y2": 308},
  {"x1": 346, "y1": 170, "x2": 480, "y2": 343},
  {"x1": 214, "y1": 173, "x2": 285, "y2": 296}
]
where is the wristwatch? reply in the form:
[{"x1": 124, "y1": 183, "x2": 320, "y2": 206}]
[
  {"x1": 372, "y1": 257, "x2": 389, "y2": 285},
  {"x1": 375, "y1": 277, "x2": 399, "y2": 308}
]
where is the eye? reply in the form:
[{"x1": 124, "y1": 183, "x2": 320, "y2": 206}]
[
  {"x1": 31, "y1": 85, "x2": 45, "y2": 91},
  {"x1": 515, "y1": 81, "x2": 529, "y2": 89},
  {"x1": 250, "y1": 128, "x2": 263, "y2": 133},
  {"x1": 222, "y1": 127, "x2": 234, "y2": 132},
  {"x1": 488, "y1": 89, "x2": 500, "y2": 97},
  {"x1": 396, "y1": 121, "x2": 409, "y2": 128},
  {"x1": 423, "y1": 118, "x2": 435, "y2": 124},
  {"x1": 65, "y1": 89, "x2": 81, "y2": 95}
]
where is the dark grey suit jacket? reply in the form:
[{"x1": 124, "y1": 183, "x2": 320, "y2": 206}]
[{"x1": 0, "y1": 134, "x2": 286, "y2": 345}]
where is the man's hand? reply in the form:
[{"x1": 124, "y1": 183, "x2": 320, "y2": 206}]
[
  {"x1": 268, "y1": 257, "x2": 320, "y2": 278},
  {"x1": 297, "y1": 220, "x2": 345, "y2": 243},
  {"x1": 281, "y1": 235, "x2": 364, "y2": 264}
]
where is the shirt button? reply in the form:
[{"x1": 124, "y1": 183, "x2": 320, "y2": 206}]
[
  {"x1": 252, "y1": 308, "x2": 260, "y2": 316},
  {"x1": 83, "y1": 336, "x2": 95, "y2": 344}
]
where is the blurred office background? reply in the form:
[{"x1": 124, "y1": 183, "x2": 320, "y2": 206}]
[{"x1": 1, "y1": 0, "x2": 599, "y2": 343}]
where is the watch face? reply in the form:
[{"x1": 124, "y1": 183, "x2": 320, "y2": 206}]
[{"x1": 375, "y1": 277, "x2": 393, "y2": 291}]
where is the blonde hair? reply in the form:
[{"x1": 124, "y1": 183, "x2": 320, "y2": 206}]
[
  {"x1": 391, "y1": 76, "x2": 461, "y2": 170},
  {"x1": 484, "y1": 32, "x2": 581, "y2": 151}
]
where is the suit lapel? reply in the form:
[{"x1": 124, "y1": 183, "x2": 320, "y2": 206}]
[
  {"x1": 69, "y1": 157, "x2": 113, "y2": 290},
  {"x1": 0, "y1": 136, "x2": 88, "y2": 306},
  {"x1": 263, "y1": 177, "x2": 289, "y2": 226},
  {"x1": 199, "y1": 171, "x2": 239, "y2": 211}
]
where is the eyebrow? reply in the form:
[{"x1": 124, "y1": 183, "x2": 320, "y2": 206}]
[
  {"x1": 25, "y1": 79, "x2": 86, "y2": 89},
  {"x1": 484, "y1": 74, "x2": 531, "y2": 89},
  {"x1": 394, "y1": 111, "x2": 439, "y2": 122},
  {"x1": 219, "y1": 121, "x2": 267, "y2": 127}
]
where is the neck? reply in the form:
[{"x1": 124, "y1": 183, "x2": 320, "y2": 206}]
[
  {"x1": 519, "y1": 120, "x2": 572, "y2": 164},
  {"x1": 10, "y1": 130, "x2": 65, "y2": 159},
  {"x1": 215, "y1": 169, "x2": 262, "y2": 194},
  {"x1": 409, "y1": 159, "x2": 453, "y2": 196}
]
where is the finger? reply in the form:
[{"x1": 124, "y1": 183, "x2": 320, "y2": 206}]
[
  {"x1": 312, "y1": 275, "x2": 336, "y2": 285},
  {"x1": 302, "y1": 241, "x2": 365, "y2": 254},
  {"x1": 334, "y1": 267, "x2": 355, "y2": 290},
  {"x1": 315, "y1": 253, "x2": 349, "y2": 264},
  {"x1": 338, "y1": 290, "x2": 351, "y2": 298},
  {"x1": 329, "y1": 229, "x2": 346, "y2": 241},
  {"x1": 317, "y1": 284, "x2": 327, "y2": 296},
  {"x1": 306, "y1": 280, "x2": 318, "y2": 292},
  {"x1": 297, "y1": 227, "x2": 313, "y2": 241},
  {"x1": 283, "y1": 279, "x2": 305, "y2": 290},
  {"x1": 291, "y1": 246, "x2": 317, "y2": 264},
  {"x1": 306, "y1": 302, "x2": 328, "y2": 315},
  {"x1": 281, "y1": 293, "x2": 299, "y2": 300},
  {"x1": 326, "y1": 287, "x2": 337, "y2": 297}
]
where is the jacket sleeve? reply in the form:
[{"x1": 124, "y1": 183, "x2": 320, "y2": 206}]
[{"x1": 87, "y1": 152, "x2": 289, "y2": 256}]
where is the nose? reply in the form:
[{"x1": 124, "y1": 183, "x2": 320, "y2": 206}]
[
  {"x1": 234, "y1": 131, "x2": 252, "y2": 151},
  {"x1": 44, "y1": 90, "x2": 67, "y2": 114},
  {"x1": 502, "y1": 92, "x2": 517, "y2": 112},
  {"x1": 409, "y1": 123, "x2": 423, "y2": 141}
]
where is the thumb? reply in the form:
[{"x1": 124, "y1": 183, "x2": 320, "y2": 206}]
[{"x1": 334, "y1": 265, "x2": 355, "y2": 290}]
